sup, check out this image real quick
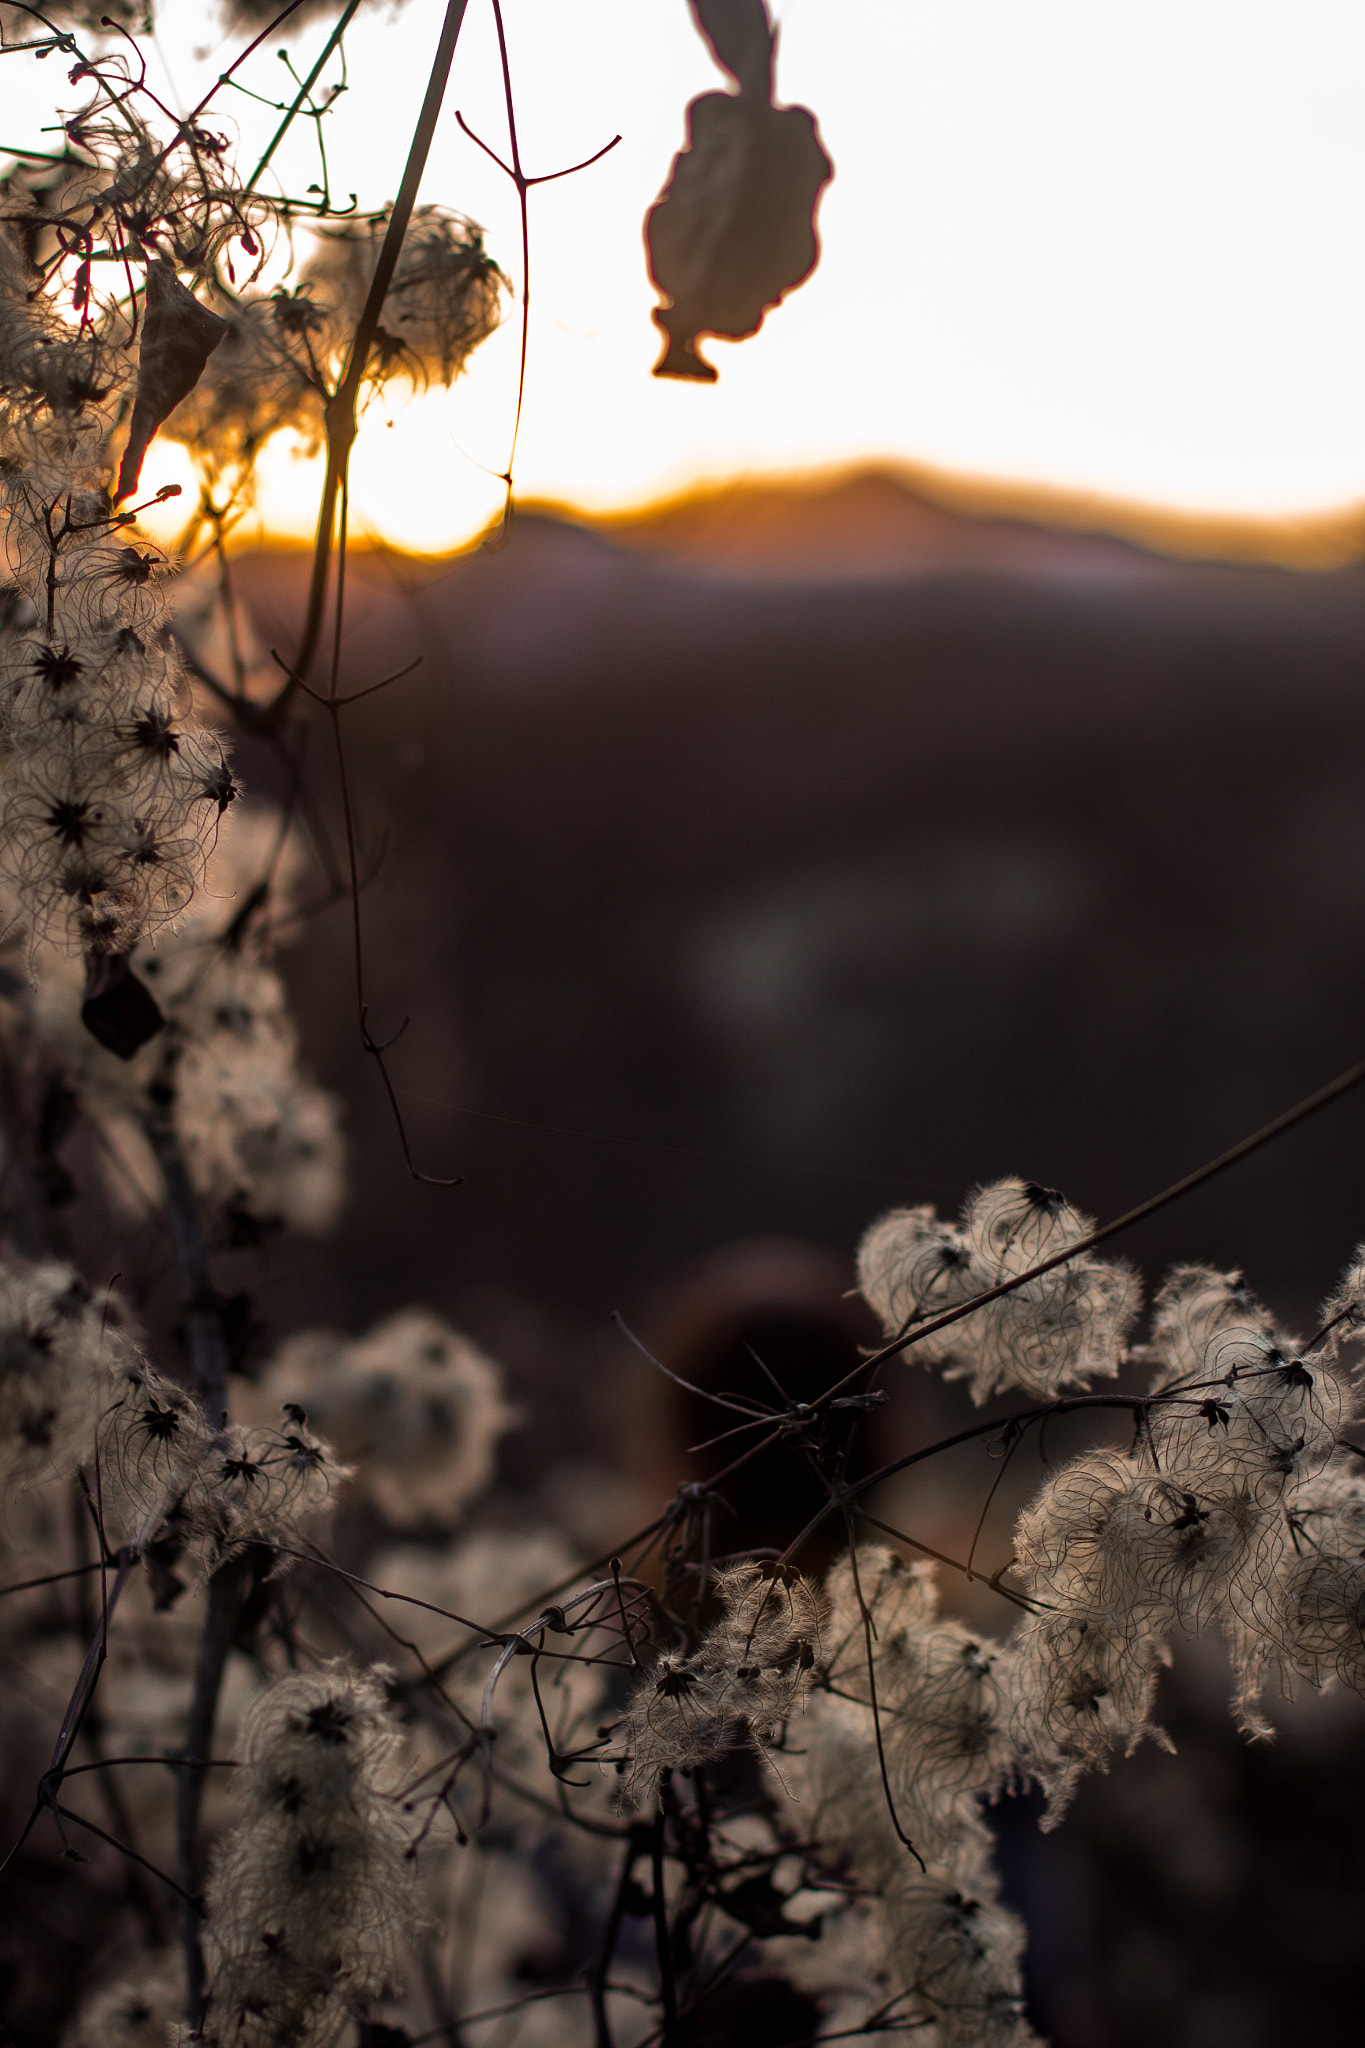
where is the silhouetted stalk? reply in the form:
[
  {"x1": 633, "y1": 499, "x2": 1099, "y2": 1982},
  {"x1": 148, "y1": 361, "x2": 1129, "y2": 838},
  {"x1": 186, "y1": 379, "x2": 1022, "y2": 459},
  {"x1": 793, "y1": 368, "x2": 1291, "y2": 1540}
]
[
  {"x1": 141, "y1": 1047, "x2": 229, "y2": 1428},
  {"x1": 242, "y1": 0, "x2": 366, "y2": 200},
  {"x1": 291, "y1": 0, "x2": 471, "y2": 687},
  {"x1": 177, "y1": 1558, "x2": 248, "y2": 2033},
  {"x1": 141, "y1": 1049, "x2": 239, "y2": 2030}
]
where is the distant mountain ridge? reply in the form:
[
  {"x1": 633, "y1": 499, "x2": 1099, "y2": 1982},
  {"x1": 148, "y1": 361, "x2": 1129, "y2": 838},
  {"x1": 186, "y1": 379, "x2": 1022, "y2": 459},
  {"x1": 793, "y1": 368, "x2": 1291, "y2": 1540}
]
[
  {"x1": 229, "y1": 464, "x2": 1365, "y2": 606},
  {"x1": 212, "y1": 458, "x2": 1365, "y2": 717},
  {"x1": 558, "y1": 462, "x2": 1365, "y2": 577}
]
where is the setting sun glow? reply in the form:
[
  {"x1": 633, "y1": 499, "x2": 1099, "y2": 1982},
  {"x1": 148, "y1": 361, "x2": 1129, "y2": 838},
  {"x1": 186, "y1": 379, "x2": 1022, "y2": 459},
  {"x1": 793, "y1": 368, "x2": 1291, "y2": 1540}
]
[{"x1": 6, "y1": 0, "x2": 1365, "y2": 555}]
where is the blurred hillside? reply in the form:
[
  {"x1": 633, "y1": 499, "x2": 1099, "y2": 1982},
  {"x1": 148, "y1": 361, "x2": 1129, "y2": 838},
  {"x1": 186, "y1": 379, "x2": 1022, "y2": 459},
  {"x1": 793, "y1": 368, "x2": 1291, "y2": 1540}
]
[
  {"x1": 167, "y1": 469, "x2": 1365, "y2": 2048},
  {"x1": 215, "y1": 467, "x2": 1365, "y2": 1360}
]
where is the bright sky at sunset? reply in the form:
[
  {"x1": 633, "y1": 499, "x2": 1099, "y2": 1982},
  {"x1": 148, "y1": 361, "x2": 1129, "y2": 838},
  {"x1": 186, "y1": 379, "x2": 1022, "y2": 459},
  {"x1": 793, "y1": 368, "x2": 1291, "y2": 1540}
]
[{"x1": 6, "y1": 0, "x2": 1365, "y2": 552}]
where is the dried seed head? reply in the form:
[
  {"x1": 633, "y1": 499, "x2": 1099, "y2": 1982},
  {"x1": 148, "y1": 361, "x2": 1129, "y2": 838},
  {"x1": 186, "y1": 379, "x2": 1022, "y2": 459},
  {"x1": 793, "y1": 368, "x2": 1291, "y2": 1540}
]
[
  {"x1": 857, "y1": 1178, "x2": 1139, "y2": 1402},
  {"x1": 248, "y1": 1309, "x2": 512, "y2": 1527},
  {"x1": 202, "y1": 1665, "x2": 417, "y2": 2048}
]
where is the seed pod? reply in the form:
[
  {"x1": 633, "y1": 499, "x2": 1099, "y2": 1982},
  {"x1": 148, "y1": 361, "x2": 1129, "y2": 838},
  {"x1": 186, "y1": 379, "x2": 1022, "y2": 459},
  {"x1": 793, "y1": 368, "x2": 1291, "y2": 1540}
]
[{"x1": 115, "y1": 260, "x2": 228, "y2": 500}]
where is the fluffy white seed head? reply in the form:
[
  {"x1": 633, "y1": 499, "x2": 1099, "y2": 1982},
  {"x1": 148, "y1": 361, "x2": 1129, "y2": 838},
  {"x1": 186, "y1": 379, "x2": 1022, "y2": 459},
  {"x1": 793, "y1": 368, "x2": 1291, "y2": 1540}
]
[
  {"x1": 819, "y1": 1550, "x2": 1014, "y2": 1858},
  {"x1": 0, "y1": 1251, "x2": 132, "y2": 1491},
  {"x1": 62, "y1": 1952, "x2": 183, "y2": 2048},
  {"x1": 202, "y1": 1665, "x2": 417, "y2": 2048},
  {"x1": 98, "y1": 1359, "x2": 343, "y2": 1564},
  {"x1": 881, "y1": 1866, "x2": 1037, "y2": 2048},
  {"x1": 857, "y1": 1178, "x2": 1139, "y2": 1402},
  {"x1": 856, "y1": 1204, "x2": 977, "y2": 1360},
  {"x1": 24, "y1": 804, "x2": 345, "y2": 1236},
  {"x1": 1236, "y1": 1461, "x2": 1365, "y2": 1710},
  {"x1": 1141, "y1": 1264, "x2": 1289, "y2": 1393},
  {"x1": 249, "y1": 1310, "x2": 513, "y2": 1527},
  {"x1": 1003, "y1": 1612, "x2": 1172, "y2": 1826},
  {"x1": 1145, "y1": 1307, "x2": 1344, "y2": 1501},
  {"x1": 0, "y1": 256, "x2": 236, "y2": 964},
  {"x1": 1014, "y1": 1447, "x2": 1271, "y2": 1637},
  {"x1": 98, "y1": 1359, "x2": 222, "y2": 1544},
  {"x1": 778, "y1": 1550, "x2": 1034, "y2": 2045},
  {"x1": 618, "y1": 1563, "x2": 824, "y2": 1806},
  {"x1": 1316, "y1": 1244, "x2": 1365, "y2": 1372}
]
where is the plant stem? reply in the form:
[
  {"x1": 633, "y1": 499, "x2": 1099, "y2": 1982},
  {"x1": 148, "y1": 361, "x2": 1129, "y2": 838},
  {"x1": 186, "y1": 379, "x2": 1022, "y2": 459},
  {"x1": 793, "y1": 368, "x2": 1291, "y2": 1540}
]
[
  {"x1": 650, "y1": 1806, "x2": 677, "y2": 2042},
  {"x1": 291, "y1": 0, "x2": 471, "y2": 687},
  {"x1": 141, "y1": 1051, "x2": 229, "y2": 1428},
  {"x1": 242, "y1": 0, "x2": 365, "y2": 199},
  {"x1": 177, "y1": 1558, "x2": 247, "y2": 2033},
  {"x1": 141, "y1": 1046, "x2": 238, "y2": 2031}
]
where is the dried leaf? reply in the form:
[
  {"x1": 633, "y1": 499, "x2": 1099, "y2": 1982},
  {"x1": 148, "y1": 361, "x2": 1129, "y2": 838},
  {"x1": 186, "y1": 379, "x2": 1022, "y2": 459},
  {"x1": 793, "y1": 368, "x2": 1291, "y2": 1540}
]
[
  {"x1": 81, "y1": 949, "x2": 164, "y2": 1058},
  {"x1": 646, "y1": 0, "x2": 831, "y2": 381},
  {"x1": 114, "y1": 260, "x2": 228, "y2": 500}
]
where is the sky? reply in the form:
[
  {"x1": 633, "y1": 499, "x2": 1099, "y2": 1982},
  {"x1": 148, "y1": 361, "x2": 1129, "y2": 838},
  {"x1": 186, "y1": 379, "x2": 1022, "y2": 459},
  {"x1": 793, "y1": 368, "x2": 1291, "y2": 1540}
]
[{"x1": 6, "y1": 0, "x2": 1365, "y2": 553}]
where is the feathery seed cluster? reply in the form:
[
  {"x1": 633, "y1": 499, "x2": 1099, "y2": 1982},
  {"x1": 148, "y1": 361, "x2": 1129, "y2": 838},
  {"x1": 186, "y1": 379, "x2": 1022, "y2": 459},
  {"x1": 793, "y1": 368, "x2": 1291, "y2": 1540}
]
[
  {"x1": 166, "y1": 208, "x2": 506, "y2": 506},
  {"x1": 858, "y1": 1177, "x2": 1139, "y2": 1401},
  {"x1": 26, "y1": 805, "x2": 345, "y2": 1234},
  {"x1": 783, "y1": 1550, "x2": 1036, "y2": 2048},
  {"x1": 0, "y1": 236, "x2": 235, "y2": 966},
  {"x1": 0, "y1": 1249, "x2": 130, "y2": 1490},
  {"x1": 202, "y1": 1666, "x2": 416, "y2": 2048},
  {"x1": 99, "y1": 1356, "x2": 342, "y2": 1562},
  {"x1": 619, "y1": 1561, "x2": 824, "y2": 1806},
  {"x1": 249, "y1": 1308, "x2": 512, "y2": 1527},
  {"x1": 1010, "y1": 1260, "x2": 1355, "y2": 1806}
]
